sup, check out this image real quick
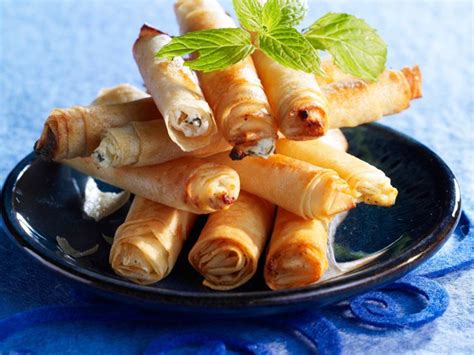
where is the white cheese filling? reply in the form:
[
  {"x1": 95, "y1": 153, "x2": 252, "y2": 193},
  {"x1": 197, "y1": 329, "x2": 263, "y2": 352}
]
[
  {"x1": 242, "y1": 138, "x2": 275, "y2": 158},
  {"x1": 172, "y1": 110, "x2": 210, "y2": 137},
  {"x1": 83, "y1": 178, "x2": 130, "y2": 221}
]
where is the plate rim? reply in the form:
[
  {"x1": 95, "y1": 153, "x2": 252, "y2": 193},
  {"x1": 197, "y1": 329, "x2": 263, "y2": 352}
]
[{"x1": 1, "y1": 123, "x2": 462, "y2": 309}]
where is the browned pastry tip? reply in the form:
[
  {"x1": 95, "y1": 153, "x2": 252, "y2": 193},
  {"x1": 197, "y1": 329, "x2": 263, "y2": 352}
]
[
  {"x1": 401, "y1": 65, "x2": 422, "y2": 99},
  {"x1": 34, "y1": 127, "x2": 56, "y2": 161},
  {"x1": 137, "y1": 23, "x2": 167, "y2": 39}
]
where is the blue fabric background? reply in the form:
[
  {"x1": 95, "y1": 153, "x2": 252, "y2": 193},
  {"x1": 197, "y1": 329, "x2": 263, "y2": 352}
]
[{"x1": 1, "y1": 0, "x2": 473, "y2": 353}]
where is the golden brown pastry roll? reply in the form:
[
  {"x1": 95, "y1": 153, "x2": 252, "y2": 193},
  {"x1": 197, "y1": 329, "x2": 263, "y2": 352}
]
[
  {"x1": 64, "y1": 156, "x2": 240, "y2": 214},
  {"x1": 277, "y1": 139, "x2": 397, "y2": 206},
  {"x1": 206, "y1": 152, "x2": 355, "y2": 219},
  {"x1": 91, "y1": 84, "x2": 150, "y2": 106},
  {"x1": 89, "y1": 84, "x2": 187, "y2": 167},
  {"x1": 110, "y1": 196, "x2": 197, "y2": 285},
  {"x1": 264, "y1": 128, "x2": 350, "y2": 290},
  {"x1": 401, "y1": 65, "x2": 423, "y2": 99},
  {"x1": 35, "y1": 97, "x2": 161, "y2": 161},
  {"x1": 175, "y1": 0, "x2": 278, "y2": 159},
  {"x1": 133, "y1": 24, "x2": 217, "y2": 151},
  {"x1": 276, "y1": 128, "x2": 348, "y2": 152},
  {"x1": 264, "y1": 208, "x2": 329, "y2": 290},
  {"x1": 325, "y1": 65, "x2": 422, "y2": 129},
  {"x1": 252, "y1": 50, "x2": 329, "y2": 140},
  {"x1": 93, "y1": 120, "x2": 231, "y2": 168},
  {"x1": 189, "y1": 192, "x2": 275, "y2": 290},
  {"x1": 318, "y1": 129, "x2": 348, "y2": 152}
]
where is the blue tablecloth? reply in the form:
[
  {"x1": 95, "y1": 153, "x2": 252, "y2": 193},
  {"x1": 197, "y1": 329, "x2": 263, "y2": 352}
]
[{"x1": 1, "y1": 0, "x2": 473, "y2": 353}]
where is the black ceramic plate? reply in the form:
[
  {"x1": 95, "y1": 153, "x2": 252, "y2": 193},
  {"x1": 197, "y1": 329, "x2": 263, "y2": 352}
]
[{"x1": 1, "y1": 124, "x2": 461, "y2": 316}]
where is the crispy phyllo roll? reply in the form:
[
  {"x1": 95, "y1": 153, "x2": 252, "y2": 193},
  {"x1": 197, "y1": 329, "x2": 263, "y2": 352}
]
[
  {"x1": 175, "y1": 0, "x2": 278, "y2": 159},
  {"x1": 133, "y1": 24, "x2": 217, "y2": 151},
  {"x1": 401, "y1": 65, "x2": 422, "y2": 99},
  {"x1": 189, "y1": 192, "x2": 275, "y2": 290},
  {"x1": 110, "y1": 196, "x2": 197, "y2": 285},
  {"x1": 252, "y1": 50, "x2": 329, "y2": 140},
  {"x1": 35, "y1": 97, "x2": 161, "y2": 161},
  {"x1": 206, "y1": 153, "x2": 355, "y2": 219},
  {"x1": 64, "y1": 156, "x2": 240, "y2": 214},
  {"x1": 91, "y1": 84, "x2": 150, "y2": 106},
  {"x1": 277, "y1": 139, "x2": 398, "y2": 206},
  {"x1": 264, "y1": 209, "x2": 329, "y2": 290},
  {"x1": 324, "y1": 65, "x2": 422, "y2": 129},
  {"x1": 318, "y1": 129, "x2": 349, "y2": 152},
  {"x1": 93, "y1": 120, "x2": 231, "y2": 168}
]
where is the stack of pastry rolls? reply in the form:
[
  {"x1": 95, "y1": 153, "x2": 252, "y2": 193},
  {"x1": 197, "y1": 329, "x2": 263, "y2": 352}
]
[{"x1": 34, "y1": 0, "x2": 422, "y2": 290}]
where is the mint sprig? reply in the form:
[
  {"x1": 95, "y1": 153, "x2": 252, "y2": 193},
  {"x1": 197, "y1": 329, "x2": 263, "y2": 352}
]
[
  {"x1": 275, "y1": 0, "x2": 308, "y2": 27},
  {"x1": 259, "y1": 27, "x2": 322, "y2": 74},
  {"x1": 261, "y1": 0, "x2": 283, "y2": 32},
  {"x1": 156, "y1": 0, "x2": 387, "y2": 78},
  {"x1": 232, "y1": 0, "x2": 262, "y2": 32},
  {"x1": 156, "y1": 28, "x2": 255, "y2": 72},
  {"x1": 304, "y1": 13, "x2": 387, "y2": 81}
]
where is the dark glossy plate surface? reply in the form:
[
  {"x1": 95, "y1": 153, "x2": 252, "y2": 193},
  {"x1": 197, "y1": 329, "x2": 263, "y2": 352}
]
[{"x1": 1, "y1": 124, "x2": 461, "y2": 316}]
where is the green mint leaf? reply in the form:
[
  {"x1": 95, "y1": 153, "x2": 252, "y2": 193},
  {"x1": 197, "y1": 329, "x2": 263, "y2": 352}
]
[
  {"x1": 232, "y1": 0, "x2": 262, "y2": 31},
  {"x1": 304, "y1": 12, "x2": 387, "y2": 81},
  {"x1": 258, "y1": 27, "x2": 323, "y2": 74},
  {"x1": 261, "y1": 0, "x2": 282, "y2": 31},
  {"x1": 156, "y1": 28, "x2": 255, "y2": 72},
  {"x1": 276, "y1": 0, "x2": 308, "y2": 27}
]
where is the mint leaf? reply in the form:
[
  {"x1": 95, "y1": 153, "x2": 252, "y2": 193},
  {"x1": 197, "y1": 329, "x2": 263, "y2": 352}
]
[
  {"x1": 304, "y1": 13, "x2": 387, "y2": 81},
  {"x1": 232, "y1": 0, "x2": 262, "y2": 31},
  {"x1": 156, "y1": 28, "x2": 255, "y2": 72},
  {"x1": 258, "y1": 27, "x2": 322, "y2": 74},
  {"x1": 277, "y1": 0, "x2": 308, "y2": 27},
  {"x1": 261, "y1": 0, "x2": 282, "y2": 31}
]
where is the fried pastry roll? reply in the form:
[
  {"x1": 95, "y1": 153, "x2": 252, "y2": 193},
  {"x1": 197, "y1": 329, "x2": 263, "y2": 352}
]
[
  {"x1": 189, "y1": 192, "x2": 275, "y2": 290},
  {"x1": 64, "y1": 156, "x2": 240, "y2": 214},
  {"x1": 325, "y1": 65, "x2": 422, "y2": 129},
  {"x1": 252, "y1": 50, "x2": 329, "y2": 140},
  {"x1": 265, "y1": 127, "x2": 350, "y2": 290},
  {"x1": 110, "y1": 197, "x2": 197, "y2": 285},
  {"x1": 35, "y1": 97, "x2": 161, "y2": 161},
  {"x1": 276, "y1": 139, "x2": 398, "y2": 206},
  {"x1": 93, "y1": 120, "x2": 231, "y2": 168},
  {"x1": 175, "y1": 0, "x2": 278, "y2": 159},
  {"x1": 133, "y1": 24, "x2": 217, "y2": 151},
  {"x1": 206, "y1": 153, "x2": 355, "y2": 219},
  {"x1": 264, "y1": 209, "x2": 329, "y2": 290}
]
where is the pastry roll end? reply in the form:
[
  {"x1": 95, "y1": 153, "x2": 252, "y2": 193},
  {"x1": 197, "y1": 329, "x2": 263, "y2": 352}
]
[
  {"x1": 136, "y1": 23, "x2": 167, "y2": 38},
  {"x1": 189, "y1": 192, "x2": 274, "y2": 290},
  {"x1": 186, "y1": 162, "x2": 240, "y2": 212},
  {"x1": 35, "y1": 107, "x2": 87, "y2": 161},
  {"x1": 306, "y1": 170, "x2": 356, "y2": 218},
  {"x1": 111, "y1": 232, "x2": 169, "y2": 284},
  {"x1": 265, "y1": 209, "x2": 329, "y2": 290},
  {"x1": 110, "y1": 197, "x2": 196, "y2": 284},
  {"x1": 34, "y1": 126, "x2": 57, "y2": 161},
  {"x1": 356, "y1": 180, "x2": 398, "y2": 207},
  {"x1": 92, "y1": 125, "x2": 140, "y2": 168},
  {"x1": 401, "y1": 65, "x2": 422, "y2": 99},
  {"x1": 282, "y1": 103, "x2": 328, "y2": 140},
  {"x1": 229, "y1": 137, "x2": 276, "y2": 160},
  {"x1": 265, "y1": 241, "x2": 328, "y2": 290}
]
